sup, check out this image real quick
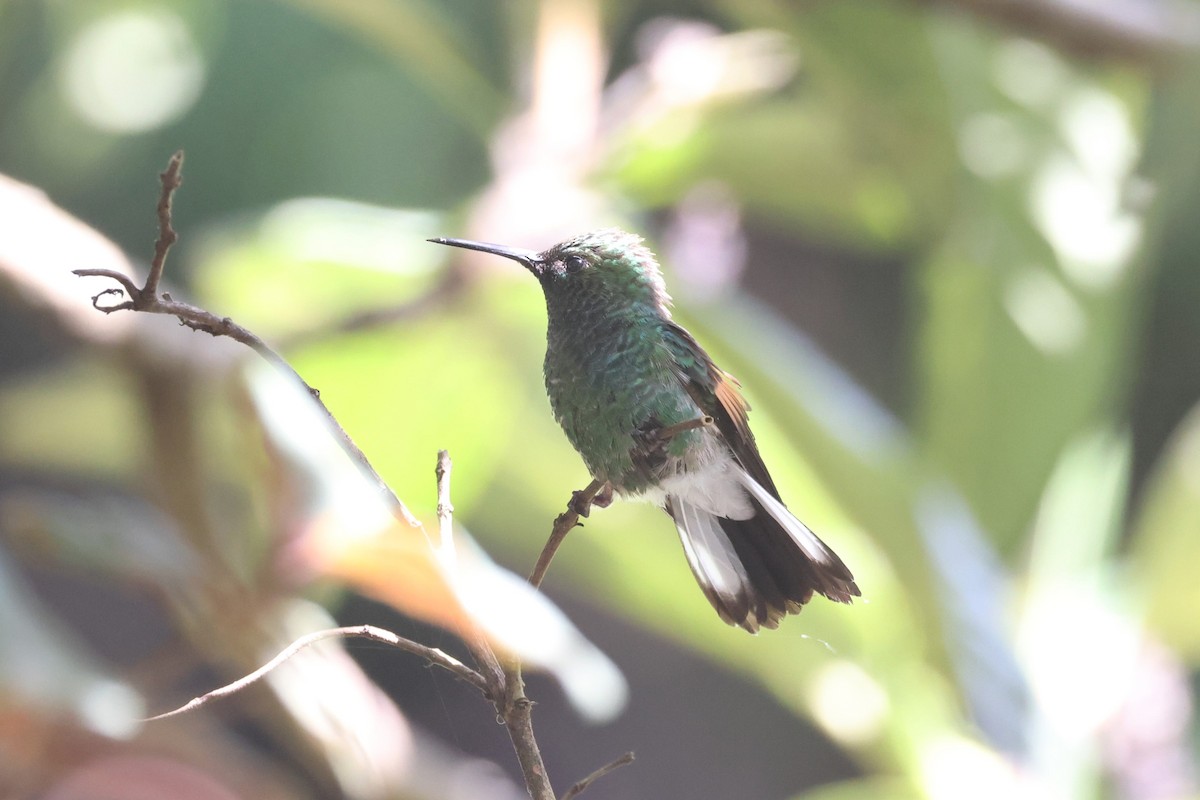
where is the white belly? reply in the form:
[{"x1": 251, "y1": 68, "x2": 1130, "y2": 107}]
[{"x1": 624, "y1": 429, "x2": 755, "y2": 521}]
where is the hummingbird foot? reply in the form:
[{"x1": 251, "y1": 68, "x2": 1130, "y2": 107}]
[
  {"x1": 571, "y1": 481, "x2": 613, "y2": 517},
  {"x1": 591, "y1": 482, "x2": 614, "y2": 509}
]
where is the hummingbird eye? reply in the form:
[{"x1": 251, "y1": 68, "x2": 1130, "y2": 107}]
[{"x1": 563, "y1": 254, "x2": 588, "y2": 273}]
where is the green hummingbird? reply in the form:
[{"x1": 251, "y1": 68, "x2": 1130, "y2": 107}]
[{"x1": 430, "y1": 228, "x2": 859, "y2": 632}]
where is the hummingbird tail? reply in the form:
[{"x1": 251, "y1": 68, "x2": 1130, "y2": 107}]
[
  {"x1": 666, "y1": 471, "x2": 859, "y2": 633},
  {"x1": 666, "y1": 495, "x2": 770, "y2": 631},
  {"x1": 734, "y1": 468, "x2": 860, "y2": 601}
]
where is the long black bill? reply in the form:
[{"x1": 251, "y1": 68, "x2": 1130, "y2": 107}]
[{"x1": 428, "y1": 237, "x2": 542, "y2": 273}]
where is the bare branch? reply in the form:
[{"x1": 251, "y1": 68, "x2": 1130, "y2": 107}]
[
  {"x1": 431, "y1": 449, "x2": 505, "y2": 692},
  {"x1": 503, "y1": 691, "x2": 555, "y2": 800},
  {"x1": 145, "y1": 624, "x2": 486, "y2": 721},
  {"x1": 560, "y1": 752, "x2": 636, "y2": 800},
  {"x1": 74, "y1": 270, "x2": 142, "y2": 310},
  {"x1": 145, "y1": 149, "x2": 183, "y2": 299},
  {"x1": 436, "y1": 449, "x2": 454, "y2": 538},
  {"x1": 433, "y1": 451, "x2": 556, "y2": 800},
  {"x1": 71, "y1": 151, "x2": 422, "y2": 530}
]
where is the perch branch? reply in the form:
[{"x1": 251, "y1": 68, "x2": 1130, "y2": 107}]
[
  {"x1": 503, "y1": 683, "x2": 554, "y2": 800},
  {"x1": 528, "y1": 479, "x2": 606, "y2": 589},
  {"x1": 528, "y1": 415, "x2": 710, "y2": 589}
]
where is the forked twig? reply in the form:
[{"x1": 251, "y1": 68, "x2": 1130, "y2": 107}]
[{"x1": 71, "y1": 150, "x2": 421, "y2": 529}]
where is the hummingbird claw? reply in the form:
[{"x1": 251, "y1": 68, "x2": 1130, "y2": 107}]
[
  {"x1": 570, "y1": 482, "x2": 612, "y2": 517},
  {"x1": 592, "y1": 483, "x2": 614, "y2": 509}
]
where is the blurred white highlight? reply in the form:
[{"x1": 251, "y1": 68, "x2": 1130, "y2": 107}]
[
  {"x1": 1059, "y1": 89, "x2": 1139, "y2": 182},
  {"x1": 78, "y1": 679, "x2": 143, "y2": 739},
  {"x1": 1019, "y1": 432, "x2": 1135, "y2": 798},
  {"x1": 1003, "y1": 268, "x2": 1086, "y2": 355},
  {"x1": 807, "y1": 660, "x2": 888, "y2": 744},
  {"x1": 1030, "y1": 88, "x2": 1141, "y2": 291},
  {"x1": 60, "y1": 10, "x2": 205, "y2": 133},
  {"x1": 643, "y1": 21, "x2": 798, "y2": 106},
  {"x1": 1030, "y1": 154, "x2": 1140, "y2": 290},
  {"x1": 260, "y1": 199, "x2": 440, "y2": 273},
  {"x1": 270, "y1": 602, "x2": 414, "y2": 795},
  {"x1": 993, "y1": 39, "x2": 1070, "y2": 110},
  {"x1": 958, "y1": 113, "x2": 1030, "y2": 179},
  {"x1": 446, "y1": 534, "x2": 629, "y2": 723},
  {"x1": 921, "y1": 736, "x2": 1052, "y2": 800}
]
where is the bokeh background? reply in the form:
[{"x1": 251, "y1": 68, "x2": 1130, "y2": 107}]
[{"x1": 2, "y1": 1, "x2": 1199, "y2": 798}]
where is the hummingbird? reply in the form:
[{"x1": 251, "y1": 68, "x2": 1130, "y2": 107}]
[{"x1": 430, "y1": 228, "x2": 859, "y2": 632}]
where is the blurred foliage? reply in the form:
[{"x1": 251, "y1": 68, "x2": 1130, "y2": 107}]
[{"x1": 2, "y1": 0, "x2": 1199, "y2": 799}]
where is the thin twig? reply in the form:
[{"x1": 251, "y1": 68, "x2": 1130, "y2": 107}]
[
  {"x1": 72, "y1": 150, "x2": 422, "y2": 529},
  {"x1": 435, "y1": 451, "x2": 555, "y2": 800},
  {"x1": 435, "y1": 450, "x2": 454, "y2": 548},
  {"x1": 560, "y1": 751, "x2": 636, "y2": 800},
  {"x1": 144, "y1": 150, "x2": 183, "y2": 299},
  {"x1": 145, "y1": 624, "x2": 486, "y2": 721},
  {"x1": 529, "y1": 479, "x2": 605, "y2": 589},
  {"x1": 433, "y1": 451, "x2": 506, "y2": 693},
  {"x1": 432, "y1": 452, "x2": 502, "y2": 693}
]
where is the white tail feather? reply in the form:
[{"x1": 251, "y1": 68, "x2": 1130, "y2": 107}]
[
  {"x1": 670, "y1": 496, "x2": 750, "y2": 602},
  {"x1": 733, "y1": 467, "x2": 841, "y2": 568}
]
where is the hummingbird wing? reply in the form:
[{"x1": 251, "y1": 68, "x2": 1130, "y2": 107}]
[
  {"x1": 659, "y1": 321, "x2": 859, "y2": 631},
  {"x1": 659, "y1": 322, "x2": 778, "y2": 494}
]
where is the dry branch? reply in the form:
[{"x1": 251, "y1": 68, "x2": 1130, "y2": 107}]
[
  {"x1": 561, "y1": 752, "x2": 636, "y2": 800},
  {"x1": 145, "y1": 624, "x2": 485, "y2": 721},
  {"x1": 528, "y1": 479, "x2": 607, "y2": 590}
]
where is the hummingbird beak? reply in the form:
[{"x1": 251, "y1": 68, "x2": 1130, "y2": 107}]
[{"x1": 428, "y1": 237, "x2": 543, "y2": 274}]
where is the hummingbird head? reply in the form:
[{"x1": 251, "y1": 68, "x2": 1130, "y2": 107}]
[{"x1": 430, "y1": 228, "x2": 670, "y2": 314}]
